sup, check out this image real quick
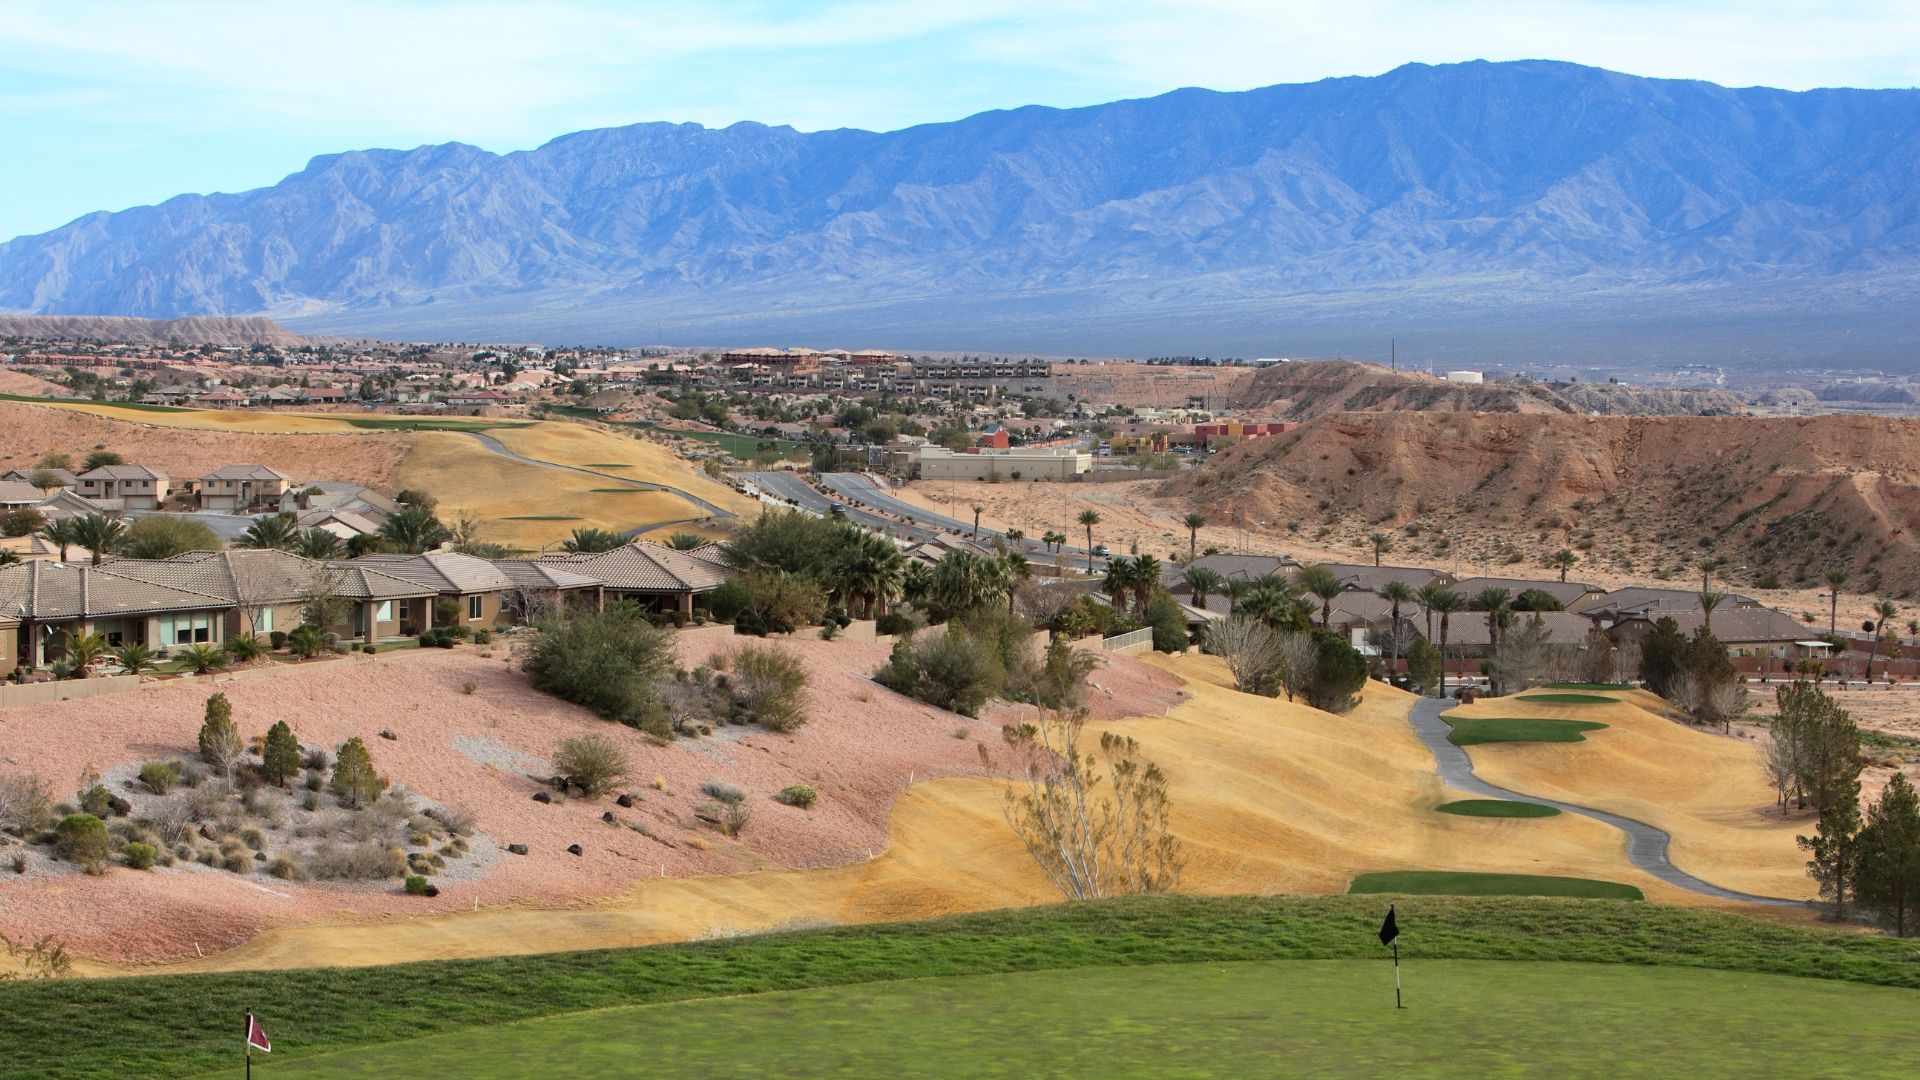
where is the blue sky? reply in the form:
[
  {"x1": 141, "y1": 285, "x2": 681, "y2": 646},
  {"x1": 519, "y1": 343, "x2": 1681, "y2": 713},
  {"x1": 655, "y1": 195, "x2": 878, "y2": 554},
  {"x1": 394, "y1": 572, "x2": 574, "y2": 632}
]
[{"x1": 2, "y1": 0, "x2": 1917, "y2": 242}]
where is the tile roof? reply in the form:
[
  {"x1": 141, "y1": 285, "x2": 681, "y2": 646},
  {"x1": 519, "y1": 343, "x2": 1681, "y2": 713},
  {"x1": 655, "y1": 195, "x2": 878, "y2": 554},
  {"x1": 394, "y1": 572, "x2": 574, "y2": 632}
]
[
  {"x1": 542, "y1": 543, "x2": 731, "y2": 592},
  {"x1": 1161, "y1": 553, "x2": 1299, "y2": 589},
  {"x1": 353, "y1": 551, "x2": 517, "y2": 593},
  {"x1": 326, "y1": 563, "x2": 441, "y2": 600},
  {"x1": 0, "y1": 560, "x2": 231, "y2": 620},
  {"x1": 1615, "y1": 606, "x2": 1808, "y2": 644},
  {"x1": 1, "y1": 467, "x2": 77, "y2": 486},
  {"x1": 203, "y1": 465, "x2": 292, "y2": 481},
  {"x1": 0, "y1": 481, "x2": 49, "y2": 505},
  {"x1": 1317, "y1": 563, "x2": 1455, "y2": 594},
  {"x1": 492, "y1": 559, "x2": 604, "y2": 591},
  {"x1": 1573, "y1": 587, "x2": 1757, "y2": 616},
  {"x1": 1440, "y1": 610, "x2": 1598, "y2": 649},
  {"x1": 77, "y1": 464, "x2": 166, "y2": 481},
  {"x1": 1448, "y1": 577, "x2": 1605, "y2": 606}
]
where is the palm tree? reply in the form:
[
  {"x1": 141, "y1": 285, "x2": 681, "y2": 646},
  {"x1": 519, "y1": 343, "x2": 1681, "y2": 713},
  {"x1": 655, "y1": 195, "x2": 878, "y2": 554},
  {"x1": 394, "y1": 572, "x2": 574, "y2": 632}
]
[
  {"x1": 902, "y1": 561, "x2": 934, "y2": 608},
  {"x1": 378, "y1": 505, "x2": 451, "y2": 555},
  {"x1": 1866, "y1": 599, "x2": 1898, "y2": 680},
  {"x1": 40, "y1": 517, "x2": 78, "y2": 562},
  {"x1": 1041, "y1": 530, "x2": 1065, "y2": 554},
  {"x1": 70, "y1": 512, "x2": 126, "y2": 566},
  {"x1": 0, "y1": 549, "x2": 17, "y2": 566},
  {"x1": 1366, "y1": 531, "x2": 1394, "y2": 567},
  {"x1": 346, "y1": 532, "x2": 386, "y2": 558},
  {"x1": 112, "y1": 641, "x2": 157, "y2": 676},
  {"x1": 1238, "y1": 581, "x2": 1301, "y2": 630},
  {"x1": 1224, "y1": 578, "x2": 1252, "y2": 615},
  {"x1": 1824, "y1": 568, "x2": 1850, "y2": 633},
  {"x1": 998, "y1": 552, "x2": 1032, "y2": 616},
  {"x1": 1182, "y1": 512, "x2": 1207, "y2": 560},
  {"x1": 178, "y1": 643, "x2": 227, "y2": 675},
  {"x1": 1425, "y1": 588, "x2": 1468, "y2": 698},
  {"x1": 665, "y1": 533, "x2": 706, "y2": 550},
  {"x1": 1380, "y1": 580, "x2": 1416, "y2": 680},
  {"x1": 1415, "y1": 581, "x2": 1450, "y2": 642},
  {"x1": 1078, "y1": 509, "x2": 1102, "y2": 572},
  {"x1": 1696, "y1": 556, "x2": 1725, "y2": 592},
  {"x1": 1471, "y1": 585, "x2": 1512, "y2": 658},
  {"x1": 237, "y1": 512, "x2": 300, "y2": 551},
  {"x1": 1005, "y1": 528, "x2": 1025, "y2": 545},
  {"x1": 61, "y1": 629, "x2": 108, "y2": 677},
  {"x1": 837, "y1": 531, "x2": 906, "y2": 618},
  {"x1": 1295, "y1": 565, "x2": 1345, "y2": 628},
  {"x1": 561, "y1": 527, "x2": 626, "y2": 554},
  {"x1": 931, "y1": 550, "x2": 1007, "y2": 616},
  {"x1": 1102, "y1": 555, "x2": 1138, "y2": 610},
  {"x1": 293, "y1": 529, "x2": 345, "y2": 561},
  {"x1": 1698, "y1": 590, "x2": 1726, "y2": 634},
  {"x1": 1548, "y1": 548, "x2": 1578, "y2": 582},
  {"x1": 1184, "y1": 566, "x2": 1226, "y2": 611},
  {"x1": 970, "y1": 505, "x2": 985, "y2": 537}
]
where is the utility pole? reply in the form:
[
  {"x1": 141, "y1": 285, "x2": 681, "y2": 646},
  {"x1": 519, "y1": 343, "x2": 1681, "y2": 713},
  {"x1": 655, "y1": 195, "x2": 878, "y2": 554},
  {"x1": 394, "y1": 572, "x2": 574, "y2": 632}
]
[{"x1": 1391, "y1": 338, "x2": 1396, "y2": 372}]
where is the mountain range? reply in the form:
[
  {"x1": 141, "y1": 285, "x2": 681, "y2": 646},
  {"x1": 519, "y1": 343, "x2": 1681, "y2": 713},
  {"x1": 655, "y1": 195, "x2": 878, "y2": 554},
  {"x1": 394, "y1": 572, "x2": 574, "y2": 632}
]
[{"x1": 3, "y1": 60, "x2": 1917, "y2": 365}]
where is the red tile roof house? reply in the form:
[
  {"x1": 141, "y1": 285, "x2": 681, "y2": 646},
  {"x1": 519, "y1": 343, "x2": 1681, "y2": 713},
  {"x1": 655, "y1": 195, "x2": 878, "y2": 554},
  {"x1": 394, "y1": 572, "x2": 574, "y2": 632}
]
[{"x1": 75, "y1": 464, "x2": 170, "y2": 510}]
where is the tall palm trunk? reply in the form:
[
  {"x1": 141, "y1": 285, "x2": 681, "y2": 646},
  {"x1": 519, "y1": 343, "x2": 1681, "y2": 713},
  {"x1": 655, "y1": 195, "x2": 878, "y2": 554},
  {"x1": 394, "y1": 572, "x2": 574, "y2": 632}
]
[{"x1": 1439, "y1": 612, "x2": 1452, "y2": 699}]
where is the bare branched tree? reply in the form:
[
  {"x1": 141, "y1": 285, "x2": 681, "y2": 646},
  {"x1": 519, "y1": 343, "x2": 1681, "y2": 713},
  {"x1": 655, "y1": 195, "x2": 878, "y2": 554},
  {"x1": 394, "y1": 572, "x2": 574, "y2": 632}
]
[
  {"x1": 1764, "y1": 717, "x2": 1803, "y2": 811},
  {"x1": 1489, "y1": 615, "x2": 1554, "y2": 693},
  {"x1": 1666, "y1": 671, "x2": 1703, "y2": 722},
  {"x1": 983, "y1": 710, "x2": 1185, "y2": 901},
  {"x1": 1272, "y1": 632, "x2": 1319, "y2": 703},
  {"x1": 1705, "y1": 680, "x2": 1750, "y2": 734},
  {"x1": 1203, "y1": 615, "x2": 1281, "y2": 695}
]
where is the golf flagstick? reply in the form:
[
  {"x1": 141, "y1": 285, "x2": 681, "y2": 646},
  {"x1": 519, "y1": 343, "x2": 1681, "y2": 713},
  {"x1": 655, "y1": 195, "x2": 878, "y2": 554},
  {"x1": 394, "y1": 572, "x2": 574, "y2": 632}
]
[{"x1": 1378, "y1": 905, "x2": 1403, "y2": 1009}]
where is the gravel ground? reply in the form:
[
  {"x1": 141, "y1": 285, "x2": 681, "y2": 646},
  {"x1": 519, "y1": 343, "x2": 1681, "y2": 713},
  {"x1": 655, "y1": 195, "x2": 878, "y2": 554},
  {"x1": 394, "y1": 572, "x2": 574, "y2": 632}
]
[{"x1": 0, "y1": 638, "x2": 1182, "y2": 964}]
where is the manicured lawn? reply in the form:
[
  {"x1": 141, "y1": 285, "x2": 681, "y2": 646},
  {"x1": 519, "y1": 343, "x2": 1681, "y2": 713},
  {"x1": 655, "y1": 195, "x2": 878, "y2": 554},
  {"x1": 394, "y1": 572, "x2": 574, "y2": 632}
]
[
  {"x1": 1543, "y1": 682, "x2": 1633, "y2": 691},
  {"x1": 1442, "y1": 716, "x2": 1608, "y2": 745},
  {"x1": 7, "y1": 896, "x2": 1918, "y2": 1078},
  {"x1": 1435, "y1": 799, "x2": 1561, "y2": 818},
  {"x1": 1349, "y1": 871, "x2": 1643, "y2": 900},
  {"x1": 232, "y1": 960, "x2": 1920, "y2": 1079},
  {"x1": 0, "y1": 392, "x2": 190, "y2": 412},
  {"x1": 1515, "y1": 692, "x2": 1618, "y2": 704}
]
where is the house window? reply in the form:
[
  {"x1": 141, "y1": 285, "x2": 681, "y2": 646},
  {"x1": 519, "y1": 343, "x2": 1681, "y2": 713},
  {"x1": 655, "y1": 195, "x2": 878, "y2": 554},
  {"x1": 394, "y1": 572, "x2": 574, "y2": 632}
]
[
  {"x1": 375, "y1": 600, "x2": 393, "y2": 623},
  {"x1": 468, "y1": 595, "x2": 484, "y2": 620},
  {"x1": 254, "y1": 607, "x2": 274, "y2": 633},
  {"x1": 161, "y1": 612, "x2": 212, "y2": 645}
]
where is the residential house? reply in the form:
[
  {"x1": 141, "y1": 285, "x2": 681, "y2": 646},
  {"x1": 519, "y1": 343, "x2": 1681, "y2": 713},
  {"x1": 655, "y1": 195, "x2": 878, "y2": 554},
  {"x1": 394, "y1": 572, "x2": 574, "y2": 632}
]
[
  {"x1": 0, "y1": 467, "x2": 76, "y2": 489},
  {"x1": 491, "y1": 559, "x2": 606, "y2": 620},
  {"x1": 1572, "y1": 587, "x2": 1758, "y2": 625},
  {"x1": 446, "y1": 389, "x2": 508, "y2": 408},
  {"x1": 1608, "y1": 607, "x2": 1825, "y2": 666},
  {"x1": 1159, "y1": 553, "x2": 1300, "y2": 593},
  {"x1": 0, "y1": 481, "x2": 49, "y2": 511},
  {"x1": 0, "y1": 559, "x2": 235, "y2": 669},
  {"x1": 1318, "y1": 562, "x2": 1455, "y2": 595},
  {"x1": 1448, "y1": 576, "x2": 1607, "y2": 611},
  {"x1": 198, "y1": 465, "x2": 293, "y2": 511},
  {"x1": 353, "y1": 551, "x2": 520, "y2": 629},
  {"x1": 541, "y1": 542, "x2": 730, "y2": 615},
  {"x1": 75, "y1": 464, "x2": 170, "y2": 510},
  {"x1": 282, "y1": 482, "x2": 399, "y2": 526}
]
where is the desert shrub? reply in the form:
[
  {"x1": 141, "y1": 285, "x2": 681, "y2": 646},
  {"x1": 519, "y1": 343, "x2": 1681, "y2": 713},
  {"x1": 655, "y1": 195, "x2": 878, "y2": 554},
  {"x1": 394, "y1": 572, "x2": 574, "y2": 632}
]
[
  {"x1": 123, "y1": 841, "x2": 157, "y2": 870},
  {"x1": 54, "y1": 814, "x2": 110, "y2": 873},
  {"x1": 261, "y1": 722, "x2": 301, "y2": 786},
  {"x1": 874, "y1": 623, "x2": 1005, "y2": 718},
  {"x1": 266, "y1": 854, "x2": 300, "y2": 879},
  {"x1": 0, "y1": 772, "x2": 55, "y2": 839},
  {"x1": 306, "y1": 840, "x2": 407, "y2": 881},
  {"x1": 138, "y1": 761, "x2": 181, "y2": 795},
  {"x1": 286, "y1": 626, "x2": 324, "y2": 659},
  {"x1": 362, "y1": 645, "x2": 376, "y2": 655},
  {"x1": 268, "y1": 630, "x2": 288, "y2": 650},
  {"x1": 552, "y1": 733, "x2": 631, "y2": 797},
  {"x1": 700, "y1": 779, "x2": 751, "y2": 836},
  {"x1": 78, "y1": 782, "x2": 113, "y2": 817},
  {"x1": 524, "y1": 602, "x2": 673, "y2": 728},
  {"x1": 329, "y1": 737, "x2": 381, "y2": 808},
  {"x1": 875, "y1": 612, "x2": 915, "y2": 637},
  {"x1": 777, "y1": 782, "x2": 818, "y2": 809},
  {"x1": 404, "y1": 874, "x2": 431, "y2": 895},
  {"x1": 473, "y1": 629, "x2": 492, "y2": 644},
  {"x1": 1145, "y1": 590, "x2": 1189, "y2": 653},
  {"x1": 426, "y1": 803, "x2": 476, "y2": 837},
  {"x1": 1303, "y1": 630, "x2": 1369, "y2": 714},
  {"x1": 732, "y1": 645, "x2": 810, "y2": 732}
]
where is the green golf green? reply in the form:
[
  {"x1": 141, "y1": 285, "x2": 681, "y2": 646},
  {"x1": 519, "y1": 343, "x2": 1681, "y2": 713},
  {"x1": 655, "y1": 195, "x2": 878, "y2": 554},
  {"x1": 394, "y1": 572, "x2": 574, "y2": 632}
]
[
  {"x1": 1435, "y1": 799, "x2": 1561, "y2": 818},
  {"x1": 1543, "y1": 682, "x2": 1633, "y2": 691},
  {"x1": 1515, "y1": 692, "x2": 1618, "y2": 704},
  {"x1": 1442, "y1": 716, "x2": 1608, "y2": 745},
  {"x1": 1349, "y1": 871, "x2": 1642, "y2": 900},
  {"x1": 218, "y1": 960, "x2": 1917, "y2": 1079}
]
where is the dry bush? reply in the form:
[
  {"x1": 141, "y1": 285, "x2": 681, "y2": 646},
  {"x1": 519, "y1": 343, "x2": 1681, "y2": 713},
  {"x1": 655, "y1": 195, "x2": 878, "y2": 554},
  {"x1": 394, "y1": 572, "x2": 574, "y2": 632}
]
[
  {"x1": 426, "y1": 803, "x2": 476, "y2": 837},
  {"x1": 0, "y1": 772, "x2": 55, "y2": 840},
  {"x1": 553, "y1": 733, "x2": 632, "y2": 797},
  {"x1": 306, "y1": 840, "x2": 408, "y2": 881},
  {"x1": 732, "y1": 645, "x2": 810, "y2": 732}
]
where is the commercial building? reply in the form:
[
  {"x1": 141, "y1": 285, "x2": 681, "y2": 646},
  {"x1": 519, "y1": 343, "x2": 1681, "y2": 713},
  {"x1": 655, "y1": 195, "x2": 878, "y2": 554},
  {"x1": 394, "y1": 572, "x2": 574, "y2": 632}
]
[{"x1": 914, "y1": 446, "x2": 1091, "y2": 481}]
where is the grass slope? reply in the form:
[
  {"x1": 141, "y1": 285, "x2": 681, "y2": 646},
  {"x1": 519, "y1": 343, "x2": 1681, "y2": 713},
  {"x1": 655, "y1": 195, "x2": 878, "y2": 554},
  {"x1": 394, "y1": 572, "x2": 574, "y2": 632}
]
[
  {"x1": 1349, "y1": 871, "x2": 1643, "y2": 900},
  {"x1": 1544, "y1": 682, "x2": 1634, "y2": 691},
  {"x1": 1434, "y1": 799, "x2": 1560, "y2": 818},
  {"x1": 1516, "y1": 692, "x2": 1619, "y2": 704},
  {"x1": 243, "y1": 961, "x2": 1920, "y2": 1079},
  {"x1": 7, "y1": 895, "x2": 1917, "y2": 1079},
  {"x1": 1443, "y1": 716, "x2": 1609, "y2": 746}
]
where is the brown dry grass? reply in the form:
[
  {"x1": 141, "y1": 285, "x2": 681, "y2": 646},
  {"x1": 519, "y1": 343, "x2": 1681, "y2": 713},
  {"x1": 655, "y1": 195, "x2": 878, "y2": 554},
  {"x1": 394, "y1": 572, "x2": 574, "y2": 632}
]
[
  {"x1": 487, "y1": 422, "x2": 757, "y2": 517},
  {"x1": 1447, "y1": 688, "x2": 1813, "y2": 901},
  {"x1": 113, "y1": 655, "x2": 1799, "y2": 975}
]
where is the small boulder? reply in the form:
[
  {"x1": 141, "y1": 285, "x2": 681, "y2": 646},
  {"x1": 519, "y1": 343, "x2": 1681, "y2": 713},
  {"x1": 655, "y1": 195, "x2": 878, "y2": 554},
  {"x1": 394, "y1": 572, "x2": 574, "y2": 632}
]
[
  {"x1": 506, "y1": 843, "x2": 528, "y2": 856},
  {"x1": 423, "y1": 884, "x2": 440, "y2": 898},
  {"x1": 601, "y1": 811, "x2": 616, "y2": 824},
  {"x1": 566, "y1": 843, "x2": 583, "y2": 856},
  {"x1": 532, "y1": 791, "x2": 551, "y2": 804},
  {"x1": 108, "y1": 797, "x2": 132, "y2": 817},
  {"x1": 615, "y1": 794, "x2": 635, "y2": 808},
  {"x1": 378, "y1": 729, "x2": 398, "y2": 741}
]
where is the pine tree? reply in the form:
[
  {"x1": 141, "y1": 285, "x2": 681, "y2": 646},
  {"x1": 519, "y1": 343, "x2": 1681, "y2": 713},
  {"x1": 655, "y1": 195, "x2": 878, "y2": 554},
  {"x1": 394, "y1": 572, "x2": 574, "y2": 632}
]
[
  {"x1": 195, "y1": 693, "x2": 242, "y2": 780},
  {"x1": 261, "y1": 721, "x2": 301, "y2": 787},
  {"x1": 1799, "y1": 796, "x2": 1863, "y2": 919},
  {"x1": 329, "y1": 737, "x2": 380, "y2": 808},
  {"x1": 1855, "y1": 772, "x2": 1920, "y2": 936}
]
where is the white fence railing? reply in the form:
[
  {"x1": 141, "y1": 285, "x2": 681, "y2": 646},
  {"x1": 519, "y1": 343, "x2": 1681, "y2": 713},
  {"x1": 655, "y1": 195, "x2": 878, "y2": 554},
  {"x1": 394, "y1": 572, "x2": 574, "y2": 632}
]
[{"x1": 1100, "y1": 627, "x2": 1153, "y2": 652}]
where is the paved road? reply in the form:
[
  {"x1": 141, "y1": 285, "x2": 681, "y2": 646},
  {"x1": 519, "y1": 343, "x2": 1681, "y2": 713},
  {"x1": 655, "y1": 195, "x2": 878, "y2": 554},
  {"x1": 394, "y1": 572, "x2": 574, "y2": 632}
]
[
  {"x1": 1406, "y1": 696, "x2": 1801, "y2": 906},
  {"x1": 465, "y1": 432, "x2": 735, "y2": 520},
  {"x1": 745, "y1": 471, "x2": 947, "y2": 544},
  {"x1": 823, "y1": 472, "x2": 1105, "y2": 569}
]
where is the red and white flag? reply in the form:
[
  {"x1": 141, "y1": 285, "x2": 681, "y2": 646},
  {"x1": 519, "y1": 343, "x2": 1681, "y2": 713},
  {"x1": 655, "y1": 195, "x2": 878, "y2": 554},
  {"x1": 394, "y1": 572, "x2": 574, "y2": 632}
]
[{"x1": 245, "y1": 1013, "x2": 271, "y2": 1054}]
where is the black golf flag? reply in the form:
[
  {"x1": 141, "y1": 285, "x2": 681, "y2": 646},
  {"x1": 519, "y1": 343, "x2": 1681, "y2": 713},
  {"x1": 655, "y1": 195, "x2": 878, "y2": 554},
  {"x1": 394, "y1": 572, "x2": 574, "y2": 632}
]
[{"x1": 1378, "y1": 904, "x2": 1399, "y2": 946}]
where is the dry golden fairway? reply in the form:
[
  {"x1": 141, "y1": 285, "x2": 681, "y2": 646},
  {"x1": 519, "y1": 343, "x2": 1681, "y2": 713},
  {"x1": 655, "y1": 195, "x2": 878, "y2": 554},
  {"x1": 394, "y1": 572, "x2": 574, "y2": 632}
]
[
  {"x1": 393, "y1": 432, "x2": 715, "y2": 550},
  {"x1": 487, "y1": 422, "x2": 758, "y2": 517},
  {"x1": 104, "y1": 656, "x2": 1800, "y2": 976},
  {"x1": 1445, "y1": 689, "x2": 1814, "y2": 900}
]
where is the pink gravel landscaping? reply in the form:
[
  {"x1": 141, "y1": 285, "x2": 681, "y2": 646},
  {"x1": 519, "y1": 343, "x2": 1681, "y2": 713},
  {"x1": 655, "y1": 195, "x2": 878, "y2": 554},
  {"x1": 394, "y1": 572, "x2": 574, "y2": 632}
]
[{"x1": 0, "y1": 636, "x2": 1183, "y2": 964}]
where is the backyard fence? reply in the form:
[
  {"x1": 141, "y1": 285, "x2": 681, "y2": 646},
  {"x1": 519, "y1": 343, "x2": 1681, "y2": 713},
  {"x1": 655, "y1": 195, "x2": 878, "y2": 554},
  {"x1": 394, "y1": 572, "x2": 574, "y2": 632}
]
[{"x1": 1100, "y1": 627, "x2": 1154, "y2": 654}]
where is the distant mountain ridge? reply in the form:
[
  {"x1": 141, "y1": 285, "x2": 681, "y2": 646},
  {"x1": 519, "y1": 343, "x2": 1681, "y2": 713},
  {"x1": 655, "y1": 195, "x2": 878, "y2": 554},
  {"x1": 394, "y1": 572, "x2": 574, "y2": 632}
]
[{"x1": 3, "y1": 60, "x2": 1917, "y2": 361}]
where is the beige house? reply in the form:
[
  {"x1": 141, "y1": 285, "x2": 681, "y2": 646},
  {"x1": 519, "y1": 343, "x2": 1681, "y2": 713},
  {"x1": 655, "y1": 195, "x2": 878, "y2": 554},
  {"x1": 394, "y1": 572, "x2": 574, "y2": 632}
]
[
  {"x1": 0, "y1": 559, "x2": 235, "y2": 669},
  {"x1": 198, "y1": 465, "x2": 293, "y2": 511},
  {"x1": 75, "y1": 464, "x2": 170, "y2": 510},
  {"x1": 354, "y1": 551, "x2": 521, "y2": 630},
  {"x1": 540, "y1": 542, "x2": 730, "y2": 616}
]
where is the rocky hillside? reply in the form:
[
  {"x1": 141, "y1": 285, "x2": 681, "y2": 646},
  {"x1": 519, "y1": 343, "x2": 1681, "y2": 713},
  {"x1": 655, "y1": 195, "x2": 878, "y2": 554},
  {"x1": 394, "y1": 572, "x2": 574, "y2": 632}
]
[
  {"x1": 1161, "y1": 412, "x2": 1920, "y2": 596},
  {"x1": 3, "y1": 61, "x2": 1916, "y2": 357},
  {"x1": 1228, "y1": 361, "x2": 1749, "y2": 419},
  {"x1": 0, "y1": 315, "x2": 303, "y2": 346}
]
